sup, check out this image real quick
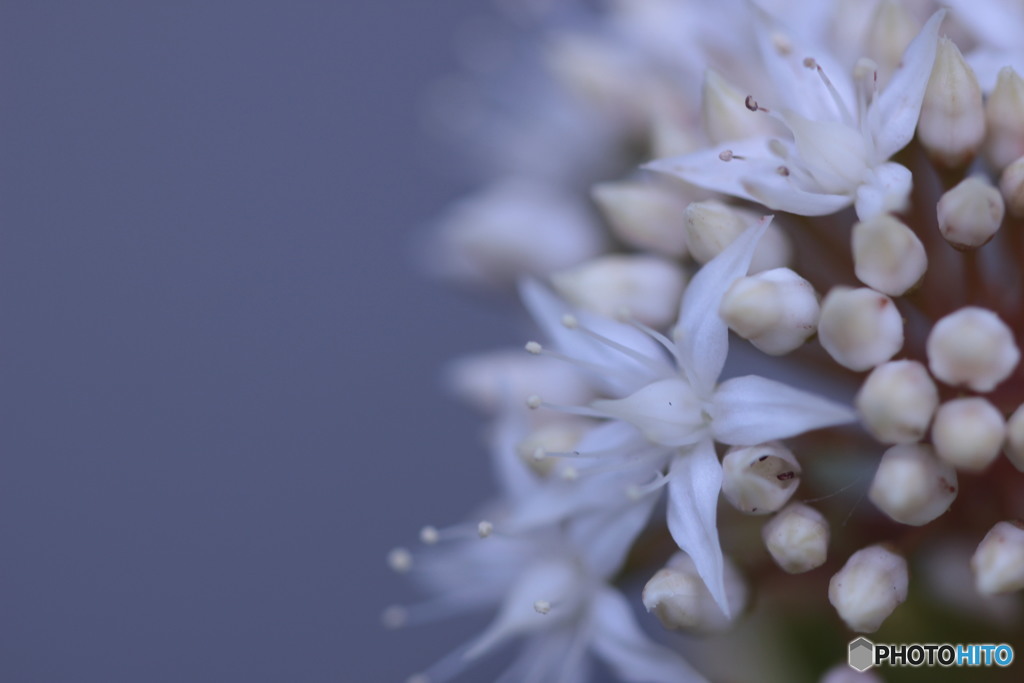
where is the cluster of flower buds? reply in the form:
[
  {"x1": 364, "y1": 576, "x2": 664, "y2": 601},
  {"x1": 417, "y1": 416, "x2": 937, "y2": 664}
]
[{"x1": 391, "y1": 2, "x2": 1024, "y2": 681}]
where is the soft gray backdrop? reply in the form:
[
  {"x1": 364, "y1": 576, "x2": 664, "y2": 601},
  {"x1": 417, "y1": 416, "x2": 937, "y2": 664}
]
[{"x1": 0, "y1": 2, "x2": 511, "y2": 681}]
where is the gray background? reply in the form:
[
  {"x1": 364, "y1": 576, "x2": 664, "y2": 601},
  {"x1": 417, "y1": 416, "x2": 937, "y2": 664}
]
[{"x1": 0, "y1": 2, "x2": 510, "y2": 681}]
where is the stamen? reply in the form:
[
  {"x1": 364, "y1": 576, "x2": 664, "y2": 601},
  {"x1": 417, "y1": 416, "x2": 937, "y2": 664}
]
[
  {"x1": 744, "y1": 95, "x2": 771, "y2": 113},
  {"x1": 525, "y1": 395, "x2": 542, "y2": 409},
  {"x1": 524, "y1": 341, "x2": 543, "y2": 354},
  {"x1": 560, "y1": 466, "x2": 579, "y2": 480},
  {"x1": 771, "y1": 31, "x2": 793, "y2": 56},
  {"x1": 533, "y1": 600, "x2": 551, "y2": 615},
  {"x1": 528, "y1": 397, "x2": 607, "y2": 419},
  {"x1": 560, "y1": 314, "x2": 578, "y2": 329},
  {"x1": 625, "y1": 471, "x2": 670, "y2": 500},
  {"x1": 526, "y1": 345, "x2": 643, "y2": 386},
  {"x1": 382, "y1": 605, "x2": 409, "y2": 629},
  {"x1": 776, "y1": 166, "x2": 790, "y2": 176},
  {"x1": 388, "y1": 547, "x2": 413, "y2": 573},
  {"x1": 477, "y1": 521, "x2": 493, "y2": 538},
  {"x1": 624, "y1": 316, "x2": 681, "y2": 363},
  {"x1": 568, "y1": 320, "x2": 669, "y2": 375},
  {"x1": 805, "y1": 57, "x2": 854, "y2": 126},
  {"x1": 420, "y1": 526, "x2": 440, "y2": 545},
  {"x1": 420, "y1": 522, "x2": 486, "y2": 544},
  {"x1": 718, "y1": 149, "x2": 747, "y2": 161}
]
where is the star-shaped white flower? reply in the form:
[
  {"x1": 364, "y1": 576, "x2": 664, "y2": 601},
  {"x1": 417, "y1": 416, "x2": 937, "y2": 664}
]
[
  {"x1": 519, "y1": 217, "x2": 854, "y2": 615},
  {"x1": 644, "y1": 10, "x2": 945, "y2": 220}
]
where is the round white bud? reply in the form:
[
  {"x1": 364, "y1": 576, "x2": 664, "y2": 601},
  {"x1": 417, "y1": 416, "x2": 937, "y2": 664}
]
[
  {"x1": 999, "y1": 156, "x2": 1024, "y2": 218},
  {"x1": 551, "y1": 255, "x2": 686, "y2": 328},
  {"x1": 683, "y1": 200, "x2": 747, "y2": 265},
  {"x1": 1004, "y1": 404, "x2": 1024, "y2": 472},
  {"x1": 927, "y1": 307, "x2": 1020, "y2": 392},
  {"x1": 828, "y1": 544, "x2": 909, "y2": 633},
  {"x1": 864, "y1": 1, "x2": 918, "y2": 86},
  {"x1": 868, "y1": 444, "x2": 958, "y2": 526},
  {"x1": 762, "y1": 503, "x2": 829, "y2": 574},
  {"x1": 918, "y1": 38, "x2": 985, "y2": 167},
  {"x1": 985, "y1": 67, "x2": 1024, "y2": 171},
  {"x1": 932, "y1": 397, "x2": 1006, "y2": 472},
  {"x1": 721, "y1": 442, "x2": 800, "y2": 515},
  {"x1": 936, "y1": 176, "x2": 1005, "y2": 250},
  {"x1": 851, "y1": 214, "x2": 927, "y2": 294},
  {"x1": 642, "y1": 551, "x2": 747, "y2": 633},
  {"x1": 749, "y1": 219, "x2": 793, "y2": 273},
  {"x1": 971, "y1": 521, "x2": 1024, "y2": 595},
  {"x1": 818, "y1": 287, "x2": 903, "y2": 371},
  {"x1": 719, "y1": 267, "x2": 819, "y2": 355},
  {"x1": 590, "y1": 180, "x2": 689, "y2": 257},
  {"x1": 855, "y1": 360, "x2": 939, "y2": 444}
]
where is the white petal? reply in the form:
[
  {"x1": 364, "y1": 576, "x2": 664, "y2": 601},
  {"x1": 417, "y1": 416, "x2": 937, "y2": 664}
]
[
  {"x1": 853, "y1": 162, "x2": 912, "y2": 220},
  {"x1": 742, "y1": 173, "x2": 853, "y2": 216},
  {"x1": 643, "y1": 138, "x2": 783, "y2": 204},
  {"x1": 869, "y1": 10, "x2": 946, "y2": 160},
  {"x1": 592, "y1": 378, "x2": 708, "y2": 447},
  {"x1": 666, "y1": 441, "x2": 728, "y2": 616},
  {"x1": 568, "y1": 495, "x2": 658, "y2": 579},
  {"x1": 674, "y1": 216, "x2": 772, "y2": 396},
  {"x1": 590, "y1": 587, "x2": 707, "y2": 683},
  {"x1": 711, "y1": 375, "x2": 856, "y2": 446}
]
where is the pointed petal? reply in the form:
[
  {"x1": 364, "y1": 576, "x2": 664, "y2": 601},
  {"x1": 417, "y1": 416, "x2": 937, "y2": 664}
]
[
  {"x1": 711, "y1": 375, "x2": 856, "y2": 446},
  {"x1": 643, "y1": 137, "x2": 782, "y2": 203},
  {"x1": 591, "y1": 587, "x2": 708, "y2": 683},
  {"x1": 674, "y1": 216, "x2": 772, "y2": 395},
  {"x1": 568, "y1": 495, "x2": 658, "y2": 579},
  {"x1": 743, "y1": 173, "x2": 852, "y2": 215},
  {"x1": 869, "y1": 10, "x2": 946, "y2": 160},
  {"x1": 666, "y1": 440, "x2": 728, "y2": 616}
]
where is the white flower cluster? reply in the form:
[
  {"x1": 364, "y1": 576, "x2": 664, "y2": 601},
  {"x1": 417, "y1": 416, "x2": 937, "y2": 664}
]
[{"x1": 391, "y1": 2, "x2": 1024, "y2": 681}]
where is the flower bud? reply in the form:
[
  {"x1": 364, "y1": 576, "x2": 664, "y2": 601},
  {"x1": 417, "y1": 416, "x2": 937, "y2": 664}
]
[
  {"x1": 818, "y1": 287, "x2": 903, "y2": 371},
  {"x1": 936, "y1": 176, "x2": 1005, "y2": 250},
  {"x1": 856, "y1": 360, "x2": 939, "y2": 444},
  {"x1": 971, "y1": 521, "x2": 1024, "y2": 595},
  {"x1": 864, "y1": 1, "x2": 917, "y2": 86},
  {"x1": 429, "y1": 179, "x2": 604, "y2": 288},
  {"x1": 683, "y1": 200, "x2": 747, "y2": 264},
  {"x1": 702, "y1": 68, "x2": 776, "y2": 144},
  {"x1": 721, "y1": 442, "x2": 800, "y2": 515},
  {"x1": 927, "y1": 307, "x2": 1020, "y2": 392},
  {"x1": 642, "y1": 551, "x2": 747, "y2": 633},
  {"x1": 851, "y1": 214, "x2": 928, "y2": 294},
  {"x1": 985, "y1": 68, "x2": 1024, "y2": 171},
  {"x1": 762, "y1": 503, "x2": 829, "y2": 573},
  {"x1": 917, "y1": 38, "x2": 985, "y2": 167},
  {"x1": 868, "y1": 444, "x2": 958, "y2": 526},
  {"x1": 1004, "y1": 404, "x2": 1024, "y2": 472},
  {"x1": 932, "y1": 397, "x2": 1006, "y2": 472},
  {"x1": 719, "y1": 268, "x2": 819, "y2": 355},
  {"x1": 546, "y1": 34, "x2": 641, "y2": 121},
  {"x1": 828, "y1": 544, "x2": 909, "y2": 633},
  {"x1": 590, "y1": 180, "x2": 689, "y2": 257},
  {"x1": 551, "y1": 255, "x2": 686, "y2": 328},
  {"x1": 999, "y1": 156, "x2": 1024, "y2": 217}
]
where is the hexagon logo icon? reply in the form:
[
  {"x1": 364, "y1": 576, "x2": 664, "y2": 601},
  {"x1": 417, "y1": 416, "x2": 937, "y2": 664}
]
[{"x1": 848, "y1": 637, "x2": 875, "y2": 672}]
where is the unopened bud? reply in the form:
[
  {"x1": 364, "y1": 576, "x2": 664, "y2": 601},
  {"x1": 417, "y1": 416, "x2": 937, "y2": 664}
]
[
  {"x1": 551, "y1": 255, "x2": 685, "y2": 328},
  {"x1": 864, "y1": 2, "x2": 918, "y2": 85},
  {"x1": 856, "y1": 360, "x2": 939, "y2": 444},
  {"x1": 869, "y1": 444, "x2": 958, "y2": 525},
  {"x1": 936, "y1": 176, "x2": 1005, "y2": 250},
  {"x1": 985, "y1": 68, "x2": 1024, "y2": 171},
  {"x1": 932, "y1": 397, "x2": 1006, "y2": 472},
  {"x1": 683, "y1": 200, "x2": 747, "y2": 264},
  {"x1": 918, "y1": 38, "x2": 985, "y2": 167},
  {"x1": 828, "y1": 544, "x2": 909, "y2": 633},
  {"x1": 818, "y1": 287, "x2": 903, "y2": 371},
  {"x1": 927, "y1": 307, "x2": 1020, "y2": 392},
  {"x1": 719, "y1": 268, "x2": 819, "y2": 355},
  {"x1": 971, "y1": 521, "x2": 1024, "y2": 595},
  {"x1": 721, "y1": 442, "x2": 800, "y2": 515},
  {"x1": 702, "y1": 69, "x2": 776, "y2": 144},
  {"x1": 642, "y1": 551, "x2": 747, "y2": 633},
  {"x1": 749, "y1": 219, "x2": 793, "y2": 273},
  {"x1": 762, "y1": 503, "x2": 829, "y2": 573},
  {"x1": 546, "y1": 34, "x2": 639, "y2": 119},
  {"x1": 851, "y1": 215, "x2": 927, "y2": 294},
  {"x1": 999, "y1": 156, "x2": 1024, "y2": 217},
  {"x1": 591, "y1": 180, "x2": 689, "y2": 257},
  {"x1": 1004, "y1": 404, "x2": 1024, "y2": 472}
]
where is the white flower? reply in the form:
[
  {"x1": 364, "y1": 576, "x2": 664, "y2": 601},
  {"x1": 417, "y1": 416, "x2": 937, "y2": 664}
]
[
  {"x1": 519, "y1": 217, "x2": 854, "y2": 614},
  {"x1": 644, "y1": 10, "x2": 945, "y2": 220}
]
